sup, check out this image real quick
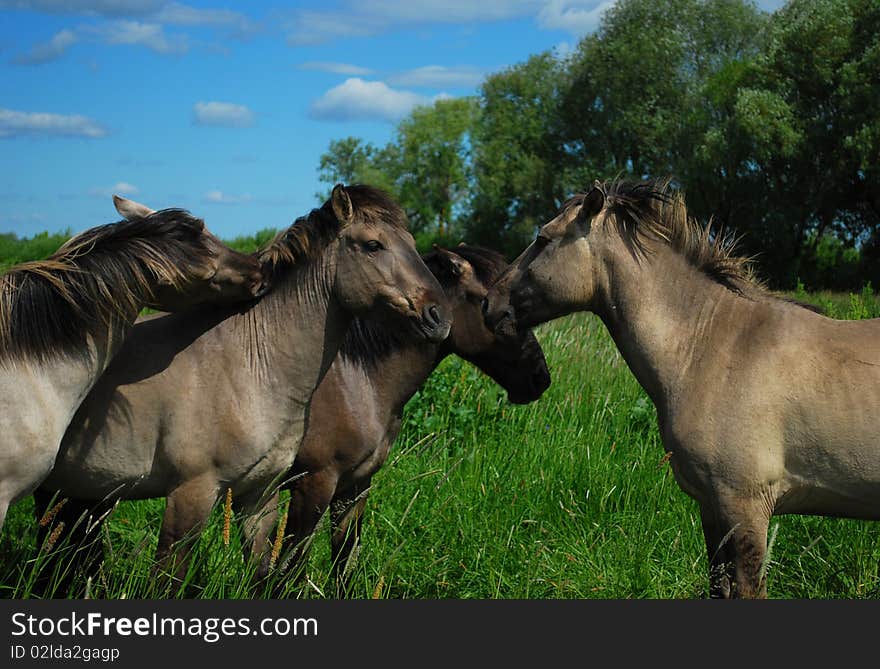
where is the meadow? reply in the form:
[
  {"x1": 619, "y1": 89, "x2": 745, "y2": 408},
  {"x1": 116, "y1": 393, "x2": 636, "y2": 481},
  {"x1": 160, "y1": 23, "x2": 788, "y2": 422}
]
[{"x1": 1, "y1": 285, "x2": 878, "y2": 600}]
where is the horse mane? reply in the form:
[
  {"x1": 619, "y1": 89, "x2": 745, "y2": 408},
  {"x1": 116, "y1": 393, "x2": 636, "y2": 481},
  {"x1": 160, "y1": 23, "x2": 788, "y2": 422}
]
[
  {"x1": 0, "y1": 209, "x2": 212, "y2": 364},
  {"x1": 340, "y1": 244, "x2": 507, "y2": 368},
  {"x1": 257, "y1": 184, "x2": 409, "y2": 285},
  {"x1": 577, "y1": 178, "x2": 762, "y2": 296}
]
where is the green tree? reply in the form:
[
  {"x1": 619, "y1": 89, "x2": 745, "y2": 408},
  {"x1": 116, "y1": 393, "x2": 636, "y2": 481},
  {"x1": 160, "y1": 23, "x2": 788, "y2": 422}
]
[
  {"x1": 747, "y1": 0, "x2": 880, "y2": 285},
  {"x1": 316, "y1": 137, "x2": 396, "y2": 200},
  {"x1": 387, "y1": 97, "x2": 478, "y2": 241},
  {"x1": 468, "y1": 52, "x2": 573, "y2": 257},
  {"x1": 564, "y1": 0, "x2": 770, "y2": 220}
]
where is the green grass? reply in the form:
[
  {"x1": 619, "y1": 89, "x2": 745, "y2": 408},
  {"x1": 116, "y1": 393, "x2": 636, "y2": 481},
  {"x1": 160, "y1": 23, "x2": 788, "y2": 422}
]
[
  {"x1": 2, "y1": 288, "x2": 879, "y2": 599},
  {"x1": 0, "y1": 223, "x2": 877, "y2": 598}
]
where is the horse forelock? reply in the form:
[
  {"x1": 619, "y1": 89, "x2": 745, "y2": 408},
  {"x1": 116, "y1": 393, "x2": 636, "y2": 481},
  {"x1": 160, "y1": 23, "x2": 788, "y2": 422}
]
[
  {"x1": 589, "y1": 178, "x2": 762, "y2": 296},
  {"x1": 343, "y1": 184, "x2": 409, "y2": 231},
  {"x1": 0, "y1": 210, "x2": 215, "y2": 364}
]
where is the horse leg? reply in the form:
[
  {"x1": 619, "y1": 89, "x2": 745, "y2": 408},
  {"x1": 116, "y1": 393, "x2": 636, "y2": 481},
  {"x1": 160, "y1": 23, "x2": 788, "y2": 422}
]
[
  {"x1": 281, "y1": 469, "x2": 338, "y2": 585},
  {"x1": 711, "y1": 493, "x2": 770, "y2": 599},
  {"x1": 32, "y1": 490, "x2": 108, "y2": 597},
  {"x1": 329, "y1": 482, "x2": 370, "y2": 598},
  {"x1": 155, "y1": 475, "x2": 219, "y2": 588},
  {"x1": 699, "y1": 503, "x2": 733, "y2": 599},
  {"x1": 234, "y1": 489, "x2": 281, "y2": 581}
]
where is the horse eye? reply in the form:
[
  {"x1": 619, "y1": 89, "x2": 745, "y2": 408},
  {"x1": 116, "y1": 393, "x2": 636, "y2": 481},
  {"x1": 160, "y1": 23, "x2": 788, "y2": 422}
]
[{"x1": 364, "y1": 240, "x2": 384, "y2": 252}]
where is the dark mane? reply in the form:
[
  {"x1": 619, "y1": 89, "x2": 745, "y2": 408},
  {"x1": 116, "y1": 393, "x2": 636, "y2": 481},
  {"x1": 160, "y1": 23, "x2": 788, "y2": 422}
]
[
  {"x1": 0, "y1": 209, "x2": 213, "y2": 364},
  {"x1": 590, "y1": 178, "x2": 761, "y2": 295},
  {"x1": 340, "y1": 244, "x2": 505, "y2": 368},
  {"x1": 257, "y1": 184, "x2": 408, "y2": 284}
]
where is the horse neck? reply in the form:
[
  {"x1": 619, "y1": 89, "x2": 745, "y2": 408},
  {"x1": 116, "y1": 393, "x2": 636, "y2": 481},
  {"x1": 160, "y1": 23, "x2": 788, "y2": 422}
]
[
  {"x1": 232, "y1": 246, "x2": 351, "y2": 402},
  {"x1": 364, "y1": 341, "x2": 442, "y2": 418},
  {"x1": 592, "y1": 241, "x2": 738, "y2": 411}
]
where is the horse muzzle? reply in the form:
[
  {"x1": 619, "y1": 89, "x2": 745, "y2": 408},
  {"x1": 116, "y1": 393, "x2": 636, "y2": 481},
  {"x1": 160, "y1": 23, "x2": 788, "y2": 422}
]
[{"x1": 411, "y1": 303, "x2": 451, "y2": 343}]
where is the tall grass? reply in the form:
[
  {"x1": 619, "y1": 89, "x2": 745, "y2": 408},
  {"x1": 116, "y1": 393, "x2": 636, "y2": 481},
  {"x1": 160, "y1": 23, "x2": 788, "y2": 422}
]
[{"x1": 2, "y1": 289, "x2": 878, "y2": 599}]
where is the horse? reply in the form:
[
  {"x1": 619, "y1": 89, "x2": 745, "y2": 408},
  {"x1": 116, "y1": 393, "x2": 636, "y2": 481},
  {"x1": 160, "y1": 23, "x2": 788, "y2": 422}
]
[
  {"x1": 484, "y1": 178, "x2": 880, "y2": 599},
  {"x1": 0, "y1": 204, "x2": 266, "y2": 535},
  {"x1": 245, "y1": 243, "x2": 550, "y2": 593},
  {"x1": 36, "y1": 184, "x2": 450, "y2": 588}
]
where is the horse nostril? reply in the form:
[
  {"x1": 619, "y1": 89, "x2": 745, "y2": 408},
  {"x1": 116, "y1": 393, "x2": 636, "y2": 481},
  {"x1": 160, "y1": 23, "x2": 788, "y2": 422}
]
[{"x1": 427, "y1": 304, "x2": 441, "y2": 326}]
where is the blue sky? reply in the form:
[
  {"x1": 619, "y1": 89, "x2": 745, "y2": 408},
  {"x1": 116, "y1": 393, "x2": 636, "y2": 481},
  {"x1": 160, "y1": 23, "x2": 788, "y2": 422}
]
[{"x1": 0, "y1": 0, "x2": 787, "y2": 240}]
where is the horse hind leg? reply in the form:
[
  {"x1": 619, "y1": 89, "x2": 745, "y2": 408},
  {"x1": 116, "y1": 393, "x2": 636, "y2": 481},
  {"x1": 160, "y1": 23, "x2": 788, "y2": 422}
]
[{"x1": 32, "y1": 489, "x2": 108, "y2": 598}]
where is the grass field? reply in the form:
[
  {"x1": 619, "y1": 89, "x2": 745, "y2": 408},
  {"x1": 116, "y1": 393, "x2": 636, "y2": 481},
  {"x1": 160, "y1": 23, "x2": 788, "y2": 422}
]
[{"x1": 1, "y1": 288, "x2": 879, "y2": 599}]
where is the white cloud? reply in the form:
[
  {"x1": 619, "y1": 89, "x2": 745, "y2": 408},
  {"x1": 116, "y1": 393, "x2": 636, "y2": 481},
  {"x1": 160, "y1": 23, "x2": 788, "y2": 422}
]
[
  {"x1": 388, "y1": 65, "x2": 485, "y2": 89},
  {"x1": 0, "y1": 107, "x2": 109, "y2": 138},
  {"x1": 537, "y1": 1, "x2": 614, "y2": 36},
  {"x1": 282, "y1": 1, "x2": 615, "y2": 45},
  {"x1": 85, "y1": 19, "x2": 188, "y2": 54},
  {"x1": 192, "y1": 101, "x2": 255, "y2": 128},
  {"x1": 284, "y1": 3, "x2": 533, "y2": 46},
  {"x1": 285, "y1": 10, "x2": 385, "y2": 46},
  {"x1": 5, "y1": 3, "x2": 259, "y2": 62},
  {"x1": 203, "y1": 189, "x2": 251, "y2": 205},
  {"x1": 154, "y1": 2, "x2": 258, "y2": 38},
  {"x1": 351, "y1": 0, "x2": 537, "y2": 23},
  {"x1": 88, "y1": 181, "x2": 139, "y2": 197},
  {"x1": 0, "y1": 1, "x2": 164, "y2": 16},
  {"x1": 11, "y1": 28, "x2": 77, "y2": 65},
  {"x1": 298, "y1": 61, "x2": 374, "y2": 76},
  {"x1": 309, "y1": 78, "x2": 434, "y2": 123}
]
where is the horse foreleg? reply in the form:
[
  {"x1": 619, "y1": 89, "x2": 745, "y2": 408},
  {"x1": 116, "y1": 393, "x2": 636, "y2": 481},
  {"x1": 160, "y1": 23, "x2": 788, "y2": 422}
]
[
  {"x1": 155, "y1": 476, "x2": 218, "y2": 589},
  {"x1": 711, "y1": 494, "x2": 770, "y2": 599},
  {"x1": 234, "y1": 489, "x2": 281, "y2": 581},
  {"x1": 329, "y1": 483, "x2": 370, "y2": 598},
  {"x1": 699, "y1": 503, "x2": 733, "y2": 599}
]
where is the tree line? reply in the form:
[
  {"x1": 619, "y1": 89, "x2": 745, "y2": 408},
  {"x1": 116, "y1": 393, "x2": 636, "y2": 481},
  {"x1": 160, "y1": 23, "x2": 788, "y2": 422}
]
[{"x1": 318, "y1": 0, "x2": 880, "y2": 291}]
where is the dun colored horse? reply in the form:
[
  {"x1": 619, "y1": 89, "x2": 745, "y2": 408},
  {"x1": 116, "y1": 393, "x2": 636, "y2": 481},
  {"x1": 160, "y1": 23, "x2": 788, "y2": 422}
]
[
  {"x1": 37, "y1": 185, "x2": 450, "y2": 585},
  {"x1": 485, "y1": 178, "x2": 880, "y2": 598},
  {"x1": 39, "y1": 245, "x2": 551, "y2": 595},
  {"x1": 0, "y1": 207, "x2": 265, "y2": 533},
  {"x1": 262, "y1": 244, "x2": 551, "y2": 591}
]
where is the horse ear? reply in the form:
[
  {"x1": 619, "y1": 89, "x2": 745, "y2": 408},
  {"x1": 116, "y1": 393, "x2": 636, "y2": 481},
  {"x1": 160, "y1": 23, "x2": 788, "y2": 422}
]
[
  {"x1": 331, "y1": 184, "x2": 354, "y2": 226},
  {"x1": 113, "y1": 194, "x2": 155, "y2": 220},
  {"x1": 432, "y1": 245, "x2": 470, "y2": 281},
  {"x1": 578, "y1": 181, "x2": 605, "y2": 222}
]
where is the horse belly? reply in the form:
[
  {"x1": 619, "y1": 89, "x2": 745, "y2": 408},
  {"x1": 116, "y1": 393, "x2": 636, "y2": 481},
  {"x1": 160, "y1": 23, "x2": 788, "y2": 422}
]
[
  {"x1": 43, "y1": 433, "x2": 163, "y2": 500},
  {"x1": 780, "y1": 373, "x2": 880, "y2": 519},
  {"x1": 44, "y1": 397, "x2": 172, "y2": 500}
]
